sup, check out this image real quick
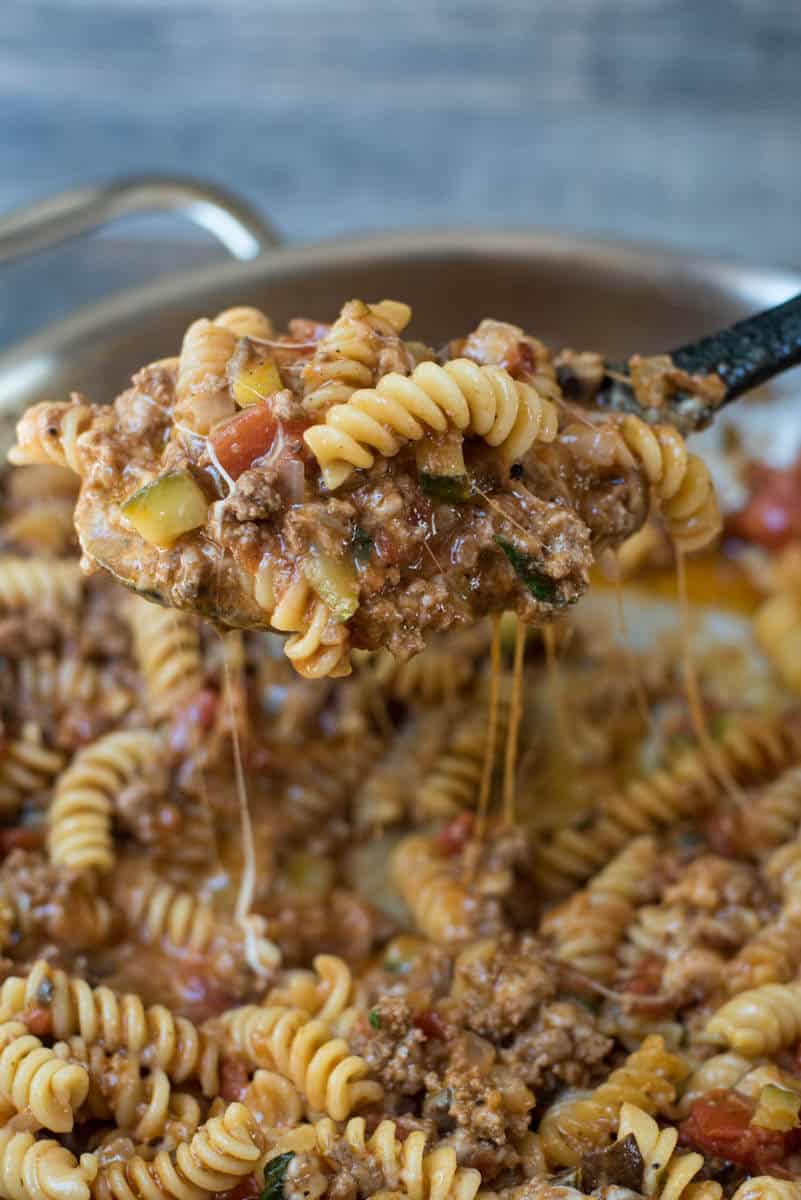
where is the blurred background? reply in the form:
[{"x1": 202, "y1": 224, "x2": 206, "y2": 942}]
[{"x1": 2, "y1": 0, "x2": 799, "y2": 346}]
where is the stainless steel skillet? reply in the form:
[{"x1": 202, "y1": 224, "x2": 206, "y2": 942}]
[{"x1": 1, "y1": 175, "x2": 800, "y2": 484}]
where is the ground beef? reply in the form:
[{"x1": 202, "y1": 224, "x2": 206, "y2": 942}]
[
  {"x1": 447, "y1": 934, "x2": 555, "y2": 1038},
  {"x1": 429, "y1": 1034, "x2": 535, "y2": 1144},
  {"x1": 282, "y1": 499, "x2": 357, "y2": 559},
  {"x1": 500, "y1": 1000, "x2": 613, "y2": 1091},
  {"x1": 348, "y1": 997, "x2": 429, "y2": 1096},
  {"x1": 224, "y1": 467, "x2": 283, "y2": 522},
  {"x1": 0, "y1": 614, "x2": 62, "y2": 659}
]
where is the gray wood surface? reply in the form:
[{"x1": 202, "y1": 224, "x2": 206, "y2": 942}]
[{"x1": 2, "y1": 0, "x2": 800, "y2": 346}]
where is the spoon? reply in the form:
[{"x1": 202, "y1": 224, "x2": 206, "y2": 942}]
[{"x1": 566, "y1": 290, "x2": 801, "y2": 434}]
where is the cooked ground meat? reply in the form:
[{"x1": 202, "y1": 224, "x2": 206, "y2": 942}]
[
  {"x1": 447, "y1": 934, "x2": 555, "y2": 1038},
  {"x1": 500, "y1": 1000, "x2": 614, "y2": 1091}
]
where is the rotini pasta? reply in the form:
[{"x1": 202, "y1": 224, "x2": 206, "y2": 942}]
[
  {"x1": 9, "y1": 400, "x2": 93, "y2": 475},
  {"x1": 0, "y1": 963, "x2": 220, "y2": 1096},
  {"x1": 214, "y1": 306, "x2": 274, "y2": 340},
  {"x1": 539, "y1": 1036, "x2": 689, "y2": 1167},
  {"x1": 0, "y1": 728, "x2": 64, "y2": 816},
  {"x1": 270, "y1": 1116, "x2": 482, "y2": 1200},
  {"x1": 0, "y1": 1020, "x2": 88, "y2": 1132},
  {"x1": 270, "y1": 572, "x2": 351, "y2": 679},
  {"x1": 91, "y1": 1101, "x2": 264, "y2": 1200},
  {"x1": 174, "y1": 319, "x2": 237, "y2": 433},
  {"x1": 0, "y1": 558, "x2": 81, "y2": 612},
  {"x1": 302, "y1": 299, "x2": 411, "y2": 413},
  {"x1": 617, "y1": 415, "x2": 722, "y2": 551},
  {"x1": 540, "y1": 836, "x2": 658, "y2": 982},
  {"x1": 303, "y1": 358, "x2": 558, "y2": 489},
  {"x1": 125, "y1": 596, "x2": 203, "y2": 722},
  {"x1": 704, "y1": 982, "x2": 801, "y2": 1056},
  {"x1": 533, "y1": 710, "x2": 801, "y2": 893},
  {"x1": 0, "y1": 1128, "x2": 96, "y2": 1200},
  {"x1": 219, "y1": 1003, "x2": 382, "y2": 1121},
  {"x1": 48, "y1": 731, "x2": 165, "y2": 873},
  {"x1": 616, "y1": 1103, "x2": 716, "y2": 1200}
]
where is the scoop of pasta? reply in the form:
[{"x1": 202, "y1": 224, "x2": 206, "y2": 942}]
[{"x1": 8, "y1": 300, "x2": 719, "y2": 678}]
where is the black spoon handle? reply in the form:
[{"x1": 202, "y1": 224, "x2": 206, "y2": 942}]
[
  {"x1": 596, "y1": 291, "x2": 801, "y2": 433},
  {"x1": 671, "y1": 290, "x2": 801, "y2": 401}
]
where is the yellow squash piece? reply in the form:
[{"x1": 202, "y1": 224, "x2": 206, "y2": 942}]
[
  {"x1": 233, "y1": 360, "x2": 283, "y2": 408},
  {"x1": 121, "y1": 470, "x2": 209, "y2": 548},
  {"x1": 303, "y1": 549, "x2": 359, "y2": 622},
  {"x1": 752, "y1": 1084, "x2": 801, "y2": 1132}
]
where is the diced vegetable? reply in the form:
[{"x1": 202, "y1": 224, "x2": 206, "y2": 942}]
[
  {"x1": 351, "y1": 525, "x2": 374, "y2": 563},
  {"x1": 753, "y1": 1084, "x2": 801, "y2": 1132},
  {"x1": 233, "y1": 360, "x2": 283, "y2": 408},
  {"x1": 416, "y1": 438, "x2": 471, "y2": 502},
  {"x1": 494, "y1": 536, "x2": 560, "y2": 603},
  {"x1": 121, "y1": 471, "x2": 208, "y2": 548},
  {"x1": 419, "y1": 473, "x2": 472, "y2": 503},
  {"x1": 579, "y1": 1133, "x2": 644, "y2": 1193},
  {"x1": 260, "y1": 1153, "x2": 293, "y2": 1200},
  {"x1": 303, "y1": 550, "x2": 359, "y2": 621},
  {"x1": 209, "y1": 403, "x2": 279, "y2": 480}
]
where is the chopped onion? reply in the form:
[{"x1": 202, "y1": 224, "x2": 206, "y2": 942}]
[{"x1": 278, "y1": 457, "x2": 305, "y2": 505}]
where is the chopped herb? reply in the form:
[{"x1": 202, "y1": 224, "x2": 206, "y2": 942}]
[
  {"x1": 261, "y1": 1153, "x2": 294, "y2": 1200},
  {"x1": 494, "y1": 537, "x2": 560, "y2": 603},
  {"x1": 351, "y1": 525, "x2": 374, "y2": 563},
  {"x1": 559, "y1": 992, "x2": 601, "y2": 1015},
  {"x1": 383, "y1": 958, "x2": 403, "y2": 973},
  {"x1": 368, "y1": 1007, "x2": 382, "y2": 1030},
  {"x1": 418, "y1": 472, "x2": 472, "y2": 503}
]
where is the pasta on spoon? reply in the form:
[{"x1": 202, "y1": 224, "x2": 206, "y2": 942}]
[{"x1": 9, "y1": 299, "x2": 721, "y2": 677}]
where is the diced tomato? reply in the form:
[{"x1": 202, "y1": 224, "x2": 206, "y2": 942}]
[
  {"x1": 219, "y1": 1055, "x2": 250, "y2": 1102},
  {"x1": 727, "y1": 457, "x2": 801, "y2": 551},
  {"x1": 170, "y1": 688, "x2": 219, "y2": 753},
  {"x1": 414, "y1": 1008, "x2": 449, "y2": 1040},
  {"x1": 209, "y1": 403, "x2": 309, "y2": 481},
  {"x1": 209, "y1": 402, "x2": 279, "y2": 480},
  {"x1": 436, "y1": 811, "x2": 474, "y2": 857},
  {"x1": 24, "y1": 1007, "x2": 53, "y2": 1037},
  {"x1": 681, "y1": 1088, "x2": 791, "y2": 1173},
  {"x1": 624, "y1": 954, "x2": 664, "y2": 996},
  {"x1": 0, "y1": 827, "x2": 45, "y2": 856}
]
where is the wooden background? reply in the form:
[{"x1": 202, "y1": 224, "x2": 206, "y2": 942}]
[{"x1": 2, "y1": 0, "x2": 800, "y2": 345}]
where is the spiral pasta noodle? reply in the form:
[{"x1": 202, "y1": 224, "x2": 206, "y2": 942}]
[
  {"x1": 726, "y1": 899, "x2": 801, "y2": 993},
  {"x1": 213, "y1": 306, "x2": 274, "y2": 340},
  {"x1": 0, "y1": 962, "x2": 220, "y2": 1097},
  {"x1": 539, "y1": 1035, "x2": 689, "y2": 1167},
  {"x1": 533, "y1": 710, "x2": 801, "y2": 894},
  {"x1": 540, "y1": 836, "x2": 659, "y2": 982},
  {"x1": 111, "y1": 867, "x2": 216, "y2": 954},
  {"x1": 126, "y1": 596, "x2": 204, "y2": 722},
  {"x1": 704, "y1": 981, "x2": 801, "y2": 1057},
  {"x1": 241, "y1": 1069, "x2": 303, "y2": 1129},
  {"x1": 271, "y1": 1116, "x2": 482, "y2": 1200},
  {"x1": 0, "y1": 559, "x2": 82, "y2": 613},
  {"x1": 742, "y1": 764, "x2": 801, "y2": 852},
  {"x1": 391, "y1": 833, "x2": 479, "y2": 945},
  {"x1": 617, "y1": 414, "x2": 721, "y2": 551},
  {"x1": 48, "y1": 730, "x2": 165, "y2": 873},
  {"x1": 9, "y1": 400, "x2": 94, "y2": 476},
  {"x1": 175, "y1": 319, "x2": 237, "y2": 434},
  {"x1": 302, "y1": 299, "x2": 412, "y2": 413},
  {"x1": 304, "y1": 358, "x2": 558, "y2": 489},
  {"x1": 271, "y1": 573, "x2": 351, "y2": 679},
  {"x1": 266, "y1": 955, "x2": 353, "y2": 1026},
  {"x1": 219, "y1": 1003, "x2": 382, "y2": 1121},
  {"x1": 91, "y1": 1101, "x2": 264, "y2": 1200},
  {"x1": 0, "y1": 1128, "x2": 97, "y2": 1200},
  {"x1": 0, "y1": 730, "x2": 64, "y2": 816},
  {"x1": 616, "y1": 1103, "x2": 714, "y2": 1200},
  {"x1": 0, "y1": 1020, "x2": 88, "y2": 1132}
]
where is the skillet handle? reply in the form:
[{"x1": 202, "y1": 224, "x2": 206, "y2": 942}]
[{"x1": 0, "y1": 175, "x2": 279, "y2": 266}]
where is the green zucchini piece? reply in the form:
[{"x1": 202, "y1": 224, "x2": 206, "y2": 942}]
[
  {"x1": 495, "y1": 536, "x2": 560, "y2": 603},
  {"x1": 303, "y1": 550, "x2": 359, "y2": 621},
  {"x1": 121, "y1": 471, "x2": 208, "y2": 548},
  {"x1": 419, "y1": 472, "x2": 472, "y2": 503}
]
